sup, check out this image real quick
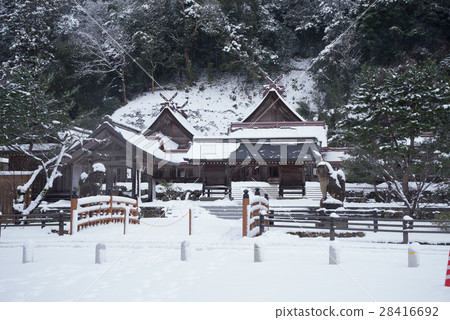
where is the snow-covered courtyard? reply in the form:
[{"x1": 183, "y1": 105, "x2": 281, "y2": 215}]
[{"x1": 1, "y1": 200, "x2": 449, "y2": 303}]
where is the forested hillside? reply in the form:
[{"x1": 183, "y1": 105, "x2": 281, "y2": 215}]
[{"x1": 1, "y1": 0, "x2": 449, "y2": 134}]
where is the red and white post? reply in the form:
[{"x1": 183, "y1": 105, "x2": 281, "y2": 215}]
[
  {"x1": 242, "y1": 189, "x2": 249, "y2": 237},
  {"x1": 445, "y1": 250, "x2": 450, "y2": 287}
]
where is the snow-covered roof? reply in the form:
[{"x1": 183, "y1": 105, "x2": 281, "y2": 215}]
[
  {"x1": 126, "y1": 132, "x2": 188, "y2": 165},
  {"x1": 166, "y1": 107, "x2": 200, "y2": 137},
  {"x1": 0, "y1": 171, "x2": 34, "y2": 176},
  {"x1": 188, "y1": 136, "x2": 321, "y2": 163},
  {"x1": 242, "y1": 88, "x2": 306, "y2": 122},
  {"x1": 228, "y1": 124, "x2": 328, "y2": 147},
  {"x1": 165, "y1": 150, "x2": 192, "y2": 164},
  {"x1": 189, "y1": 140, "x2": 240, "y2": 161},
  {"x1": 126, "y1": 133, "x2": 168, "y2": 161},
  {"x1": 145, "y1": 107, "x2": 200, "y2": 138},
  {"x1": 100, "y1": 116, "x2": 141, "y2": 141},
  {"x1": 322, "y1": 148, "x2": 349, "y2": 163},
  {"x1": 64, "y1": 127, "x2": 92, "y2": 140},
  {"x1": 0, "y1": 143, "x2": 59, "y2": 153}
]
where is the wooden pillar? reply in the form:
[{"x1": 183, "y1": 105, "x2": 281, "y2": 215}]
[
  {"x1": 201, "y1": 164, "x2": 206, "y2": 196},
  {"x1": 242, "y1": 189, "x2": 249, "y2": 237},
  {"x1": 147, "y1": 175, "x2": 153, "y2": 202},
  {"x1": 278, "y1": 167, "x2": 283, "y2": 197},
  {"x1": 330, "y1": 218, "x2": 335, "y2": 241},
  {"x1": 70, "y1": 191, "x2": 78, "y2": 236},
  {"x1": 109, "y1": 194, "x2": 113, "y2": 223},
  {"x1": 189, "y1": 208, "x2": 192, "y2": 236},
  {"x1": 132, "y1": 169, "x2": 141, "y2": 199},
  {"x1": 105, "y1": 166, "x2": 114, "y2": 194},
  {"x1": 402, "y1": 221, "x2": 409, "y2": 244},
  {"x1": 259, "y1": 214, "x2": 265, "y2": 235},
  {"x1": 131, "y1": 168, "x2": 136, "y2": 198},
  {"x1": 58, "y1": 210, "x2": 65, "y2": 236},
  {"x1": 302, "y1": 165, "x2": 306, "y2": 195},
  {"x1": 137, "y1": 170, "x2": 141, "y2": 198},
  {"x1": 225, "y1": 164, "x2": 231, "y2": 199}
]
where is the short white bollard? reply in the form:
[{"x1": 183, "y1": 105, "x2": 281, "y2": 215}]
[
  {"x1": 254, "y1": 243, "x2": 263, "y2": 262},
  {"x1": 181, "y1": 240, "x2": 190, "y2": 261},
  {"x1": 329, "y1": 243, "x2": 340, "y2": 265},
  {"x1": 22, "y1": 240, "x2": 34, "y2": 264},
  {"x1": 95, "y1": 243, "x2": 106, "y2": 264},
  {"x1": 408, "y1": 242, "x2": 420, "y2": 268}
]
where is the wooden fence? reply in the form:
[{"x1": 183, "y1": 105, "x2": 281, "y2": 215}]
[
  {"x1": 0, "y1": 210, "x2": 69, "y2": 237},
  {"x1": 239, "y1": 188, "x2": 449, "y2": 242},
  {"x1": 255, "y1": 211, "x2": 450, "y2": 243},
  {"x1": 70, "y1": 195, "x2": 139, "y2": 235}
]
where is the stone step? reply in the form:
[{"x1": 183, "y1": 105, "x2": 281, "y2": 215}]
[
  {"x1": 204, "y1": 205, "x2": 318, "y2": 220},
  {"x1": 231, "y1": 183, "x2": 279, "y2": 201},
  {"x1": 305, "y1": 181, "x2": 322, "y2": 201},
  {"x1": 201, "y1": 206, "x2": 242, "y2": 220}
]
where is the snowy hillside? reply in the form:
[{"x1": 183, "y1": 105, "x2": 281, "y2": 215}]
[{"x1": 111, "y1": 59, "x2": 316, "y2": 136}]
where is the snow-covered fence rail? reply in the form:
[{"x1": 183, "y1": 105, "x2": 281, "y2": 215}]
[
  {"x1": 70, "y1": 195, "x2": 139, "y2": 235},
  {"x1": 255, "y1": 212, "x2": 450, "y2": 243},
  {"x1": 242, "y1": 189, "x2": 269, "y2": 237},
  {"x1": 0, "y1": 211, "x2": 69, "y2": 237}
]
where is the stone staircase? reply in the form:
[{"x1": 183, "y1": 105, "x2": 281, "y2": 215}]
[
  {"x1": 231, "y1": 182, "x2": 278, "y2": 201},
  {"x1": 305, "y1": 181, "x2": 323, "y2": 201},
  {"x1": 201, "y1": 205, "x2": 242, "y2": 220},
  {"x1": 230, "y1": 181, "x2": 323, "y2": 201},
  {"x1": 202, "y1": 204, "x2": 316, "y2": 220}
]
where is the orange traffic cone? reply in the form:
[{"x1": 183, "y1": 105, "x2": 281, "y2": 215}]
[{"x1": 446, "y1": 251, "x2": 450, "y2": 287}]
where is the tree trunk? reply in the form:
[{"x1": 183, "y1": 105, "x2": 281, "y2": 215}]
[
  {"x1": 184, "y1": 50, "x2": 194, "y2": 85},
  {"x1": 150, "y1": 59, "x2": 156, "y2": 94},
  {"x1": 373, "y1": 183, "x2": 381, "y2": 202},
  {"x1": 151, "y1": 70, "x2": 155, "y2": 94},
  {"x1": 402, "y1": 173, "x2": 409, "y2": 200},
  {"x1": 121, "y1": 64, "x2": 127, "y2": 104}
]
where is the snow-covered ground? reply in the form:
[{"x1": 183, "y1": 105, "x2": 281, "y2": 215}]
[
  {"x1": 111, "y1": 59, "x2": 316, "y2": 136},
  {"x1": 1, "y1": 199, "x2": 449, "y2": 303}
]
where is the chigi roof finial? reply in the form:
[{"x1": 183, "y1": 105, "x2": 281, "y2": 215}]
[
  {"x1": 262, "y1": 73, "x2": 286, "y2": 98},
  {"x1": 159, "y1": 92, "x2": 189, "y2": 118}
]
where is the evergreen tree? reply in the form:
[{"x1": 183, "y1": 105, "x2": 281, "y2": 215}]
[
  {"x1": 0, "y1": 0, "x2": 69, "y2": 71},
  {"x1": 339, "y1": 60, "x2": 449, "y2": 217},
  {"x1": 356, "y1": 0, "x2": 450, "y2": 66},
  {"x1": 0, "y1": 64, "x2": 72, "y2": 147}
]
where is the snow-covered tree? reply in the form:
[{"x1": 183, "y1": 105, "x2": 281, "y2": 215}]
[
  {"x1": 67, "y1": 0, "x2": 135, "y2": 103},
  {"x1": 339, "y1": 60, "x2": 449, "y2": 217},
  {"x1": 173, "y1": 0, "x2": 230, "y2": 83},
  {"x1": 220, "y1": 0, "x2": 289, "y2": 77},
  {"x1": 312, "y1": 30, "x2": 362, "y2": 139},
  {"x1": 0, "y1": 0, "x2": 69, "y2": 72},
  {"x1": 0, "y1": 62, "x2": 78, "y2": 216}
]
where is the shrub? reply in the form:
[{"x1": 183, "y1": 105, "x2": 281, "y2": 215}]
[{"x1": 433, "y1": 212, "x2": 450, "y2": 232}]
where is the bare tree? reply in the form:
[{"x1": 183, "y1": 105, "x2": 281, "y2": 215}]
[{"x1": 69, "y1": 0, "x2": 135, "y2": 103}]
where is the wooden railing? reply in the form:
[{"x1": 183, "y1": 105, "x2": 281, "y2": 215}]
[
  {"x1": 70, "y1": 195, "x2": 139, "y2": 235},
  {"x1": 242, "y1": 189, "x2": 269, "y2": 237}
]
